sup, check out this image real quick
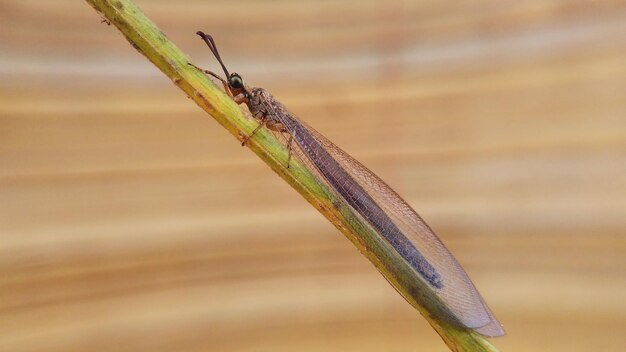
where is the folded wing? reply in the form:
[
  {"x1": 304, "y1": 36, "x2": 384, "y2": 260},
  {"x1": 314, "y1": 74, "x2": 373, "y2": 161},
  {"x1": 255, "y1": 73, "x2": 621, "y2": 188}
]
[{"x1": 299, "y1": 120, "x2": 505, "y2": 337}]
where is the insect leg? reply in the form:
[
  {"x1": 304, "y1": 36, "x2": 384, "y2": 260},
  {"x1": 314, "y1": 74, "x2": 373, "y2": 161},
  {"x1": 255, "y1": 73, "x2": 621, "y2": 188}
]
[
  {"x1": 286, "y1": 134, "x2": 293, "y2": 169},
  {"x1": 187, "y1": 63, "x2": 233, "y2": 98},
  {"x1": 233, "y1": 94, "x2": 247, "y2": 105},
  {"x1": 241, "y1": 117, "x2": 266, "y2": 146}
]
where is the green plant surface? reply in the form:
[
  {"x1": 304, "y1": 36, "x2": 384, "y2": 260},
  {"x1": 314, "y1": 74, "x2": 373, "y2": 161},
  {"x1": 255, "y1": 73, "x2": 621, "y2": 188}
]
[{"x1": 84, "y1": 1, "x2": 501, "y2": 351}]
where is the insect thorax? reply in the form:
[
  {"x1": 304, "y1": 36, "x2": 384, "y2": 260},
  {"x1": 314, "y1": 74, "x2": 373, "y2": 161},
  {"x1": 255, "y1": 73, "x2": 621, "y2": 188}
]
[
  {"x1": 246, "y1": 88, "x2": 271, "y2": 118},
  {"x1": 247, "y1": 87, "x2": 289, "y2": 125}
]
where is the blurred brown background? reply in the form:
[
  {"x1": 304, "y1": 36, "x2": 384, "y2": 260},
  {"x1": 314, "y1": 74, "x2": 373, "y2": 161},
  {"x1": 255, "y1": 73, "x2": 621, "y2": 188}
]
[{"x1": 1, "y1": 0, "x2": 625, "y2": 351}]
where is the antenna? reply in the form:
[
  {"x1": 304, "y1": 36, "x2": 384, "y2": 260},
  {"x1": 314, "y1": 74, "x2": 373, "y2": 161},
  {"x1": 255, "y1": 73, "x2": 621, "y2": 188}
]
[{"x1": 196, "y1": 31, "x2": 230, "y2": 78}]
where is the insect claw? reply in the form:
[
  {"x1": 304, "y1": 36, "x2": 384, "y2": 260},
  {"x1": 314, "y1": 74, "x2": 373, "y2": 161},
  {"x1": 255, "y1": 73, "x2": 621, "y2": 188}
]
[{"x1": 187, "y1": 62, "x2": 202, "y2": 70}]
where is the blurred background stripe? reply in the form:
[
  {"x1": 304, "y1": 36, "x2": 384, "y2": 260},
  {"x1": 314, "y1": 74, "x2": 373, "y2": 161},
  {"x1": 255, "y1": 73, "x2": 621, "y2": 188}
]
[{"x1": 1, "y1": 0, "x2": 625, "y2": 351}]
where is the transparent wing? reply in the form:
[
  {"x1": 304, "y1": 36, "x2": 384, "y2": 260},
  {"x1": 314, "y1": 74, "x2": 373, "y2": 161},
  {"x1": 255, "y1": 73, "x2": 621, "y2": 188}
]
[
  {"x1": 292, "y1": 119, "x2": 505, "y2": 337},
  {"x1": 249, "y1": 87, "x2": 504, "y2": 336}
]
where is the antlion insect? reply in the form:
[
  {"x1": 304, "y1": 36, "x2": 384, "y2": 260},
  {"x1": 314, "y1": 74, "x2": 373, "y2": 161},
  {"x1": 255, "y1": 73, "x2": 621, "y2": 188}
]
[{"x1": 190, "y1": 31, "x2": 505, "y2": 338}]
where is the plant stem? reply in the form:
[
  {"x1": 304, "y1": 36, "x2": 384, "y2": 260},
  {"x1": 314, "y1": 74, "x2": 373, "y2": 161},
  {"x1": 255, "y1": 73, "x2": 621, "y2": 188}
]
[{"x1": 84, "y1": 1, "x2": 500, "y2": 351}]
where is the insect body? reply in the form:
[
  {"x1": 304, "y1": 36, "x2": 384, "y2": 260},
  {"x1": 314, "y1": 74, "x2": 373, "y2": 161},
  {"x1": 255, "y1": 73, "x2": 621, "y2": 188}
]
[{"x1": 192, "y1": 31, "x2": 505, "y2": 337}]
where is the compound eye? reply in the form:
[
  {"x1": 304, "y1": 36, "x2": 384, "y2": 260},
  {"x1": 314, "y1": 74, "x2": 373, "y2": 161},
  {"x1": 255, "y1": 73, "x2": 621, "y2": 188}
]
[{"x1": 229, "y1": 74, "x2": 244, "y2": 89}]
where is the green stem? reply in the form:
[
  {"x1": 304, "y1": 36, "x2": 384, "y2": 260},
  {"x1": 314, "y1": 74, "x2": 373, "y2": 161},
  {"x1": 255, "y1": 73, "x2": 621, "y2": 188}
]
[{"x1": 84, "y1": 1, "x2": 500, "y2": 351}]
